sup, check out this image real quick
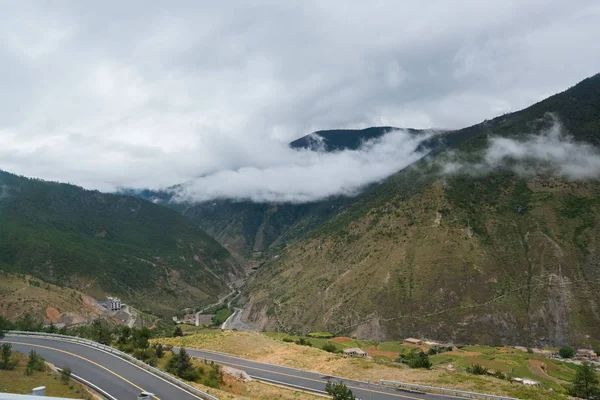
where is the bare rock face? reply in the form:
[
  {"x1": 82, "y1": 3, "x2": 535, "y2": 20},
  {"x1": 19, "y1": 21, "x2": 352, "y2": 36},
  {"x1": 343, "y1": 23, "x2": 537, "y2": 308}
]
[{"x1": 222, "y1": 366, "x2": 252, "y2": 382}]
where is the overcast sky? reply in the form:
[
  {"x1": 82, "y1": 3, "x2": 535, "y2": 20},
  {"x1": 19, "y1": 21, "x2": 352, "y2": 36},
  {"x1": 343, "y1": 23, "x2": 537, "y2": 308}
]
[{"x1": 1, "y1": 1, "x2": 599, "y2": 201}]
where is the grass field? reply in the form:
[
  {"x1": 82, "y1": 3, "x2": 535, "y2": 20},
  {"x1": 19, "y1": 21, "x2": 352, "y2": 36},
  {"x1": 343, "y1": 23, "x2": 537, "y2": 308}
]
[
  {"x1": 0, "y1": 351, "x2": 92, "y2": 399},
  {"x1": 154, "y1": 331, "x2": 574, "y2": 400}
]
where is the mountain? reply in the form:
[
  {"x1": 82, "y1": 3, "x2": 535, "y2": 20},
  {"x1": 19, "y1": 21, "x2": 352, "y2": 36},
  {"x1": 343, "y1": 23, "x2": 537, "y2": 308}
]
[
  {"x1": 126, "y1": 127, "x2": 432, "y2": 259},
  {"x1": 241, "y1": 74, "x2": 600, "y2": 346},
  {"x1": 290, "y1": 126, "x2": 401, "y2": 151},
  {"x1": 0, "y1": 170, "x2": 244, "y2": 317}
]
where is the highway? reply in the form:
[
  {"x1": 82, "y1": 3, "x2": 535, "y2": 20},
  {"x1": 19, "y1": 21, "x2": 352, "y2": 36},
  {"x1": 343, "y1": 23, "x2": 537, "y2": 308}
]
[
  {"x1": 182, "y1": 347, "x2": 456, "y2": 400},
  {"x1": 2, "y1": 335, "x2": 203, "y2": 400},
  {"x1": 2, "y1": 334, "x2": 460, "y2": 400}
]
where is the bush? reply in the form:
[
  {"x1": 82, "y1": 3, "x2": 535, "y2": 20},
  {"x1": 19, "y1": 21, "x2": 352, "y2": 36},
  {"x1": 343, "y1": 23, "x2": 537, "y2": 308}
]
[
  {"x1": 60, "y1": 367, "x2": 72, "y2": 384},
  {"x1": 559, "y1": 346, "x2": 576, "y2": 358},
  {"x1": 25, "y1": 351, "x2": 46, "y2": 375},
  {"x1": 325, "y1": 381, "x2": 356, "y2": 400},
  {"x1": 526, "y1": 347, "x2": 534, "y2": 354},
  {"x1": 154, "y1": 343, "x2": 165, "y2": 358},
  {"x1": 1, "y1": 343, "x2": 17, "y2": 370},
  {"x1": 173, "y1": 326, "x2": 184, "y2": 337},
  {"x1": 203, "y1": 365, "x2": 224, "y2": 388},
  {"x1": 466, "y1": 364, "x2": 488, "y2": 375},
  {"x1": 282, "y1": 337, "x2": 294, "y2": 343},
  {"x1": 295, "y1": 338, "x2": 312, "y2": 347},
  {"x1": 166, "y1": 348, "x2": 199, "y2": 381},
  {"x1": 322, "y1": 342, "x2": 339, "y2": 353},
  {"x1": 569, "y1": 362, "x2": 599, "y2": 399},
  {"x1": 396, "y1": 350, "x2": 431, "y2": 369}
]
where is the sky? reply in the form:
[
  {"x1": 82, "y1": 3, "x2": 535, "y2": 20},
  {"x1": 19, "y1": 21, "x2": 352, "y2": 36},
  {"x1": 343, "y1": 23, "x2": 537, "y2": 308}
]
[{"x1": 1, "y1": 1, "x2": 599, "y2": 202}]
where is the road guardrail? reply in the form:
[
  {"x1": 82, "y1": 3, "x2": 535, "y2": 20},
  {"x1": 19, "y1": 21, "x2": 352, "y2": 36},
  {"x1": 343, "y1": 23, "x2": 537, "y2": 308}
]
[
  {"x1": 380, "y1": 379, "x2": 519, "y2": 400},
  {"x1": 7, "y1": 331, "x2": 219, "y2": 400}
]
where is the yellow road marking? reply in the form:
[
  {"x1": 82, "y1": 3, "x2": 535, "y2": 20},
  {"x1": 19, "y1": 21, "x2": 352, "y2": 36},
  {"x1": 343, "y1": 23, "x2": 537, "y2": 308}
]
[
  {"x1": 5, "y1": 341, "x2": 161, "y2": 400},
  {"x1": 195, "y1": 355, "x2": 423, "y2": 400}
]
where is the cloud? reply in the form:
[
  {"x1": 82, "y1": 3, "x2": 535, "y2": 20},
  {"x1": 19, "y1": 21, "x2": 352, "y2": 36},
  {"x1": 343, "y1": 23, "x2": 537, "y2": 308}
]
[
  {"x1": 173, "y1": 129, "x2": 434, "y2": 203},
  {"x1": 0, "y1": 1, "x2": 599, "y2": 193},
  {"x1": 440, "y1": 118, "x2": 600, "y2": 179}
]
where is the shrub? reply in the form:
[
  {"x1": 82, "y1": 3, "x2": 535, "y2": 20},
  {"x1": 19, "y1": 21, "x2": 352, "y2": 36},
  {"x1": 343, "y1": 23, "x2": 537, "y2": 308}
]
[
  {"x1": 322, "y1": 342, "x2": 339, "y2": 353},
  {"x1": 25, "y1": 351, "x2": 46, "y2": 375},
  {"x1": 466, "y1": 364, "x2": 488, "y2": 375},
  {"x1": 60, "y1": 367, "x2": 72, "y2": 384},
  {"x1": 154, "y1": 343, "x2": 165, "y2": 358},
  {"x1": 569, "y1": 362, "x2": 599, "y2": 399},
  {"x1": 295, "y1": 338, "x2": 312, "y2": 347},
  {"x1": 396, "y1": 350, "x2": 431, "y2": 369},
  {"x1": 282, "y1": 337, "x2": 294, "y2": 343},
  {"x1": 167, "y1": 348, "x2": 199, "y2": 381},
  {"x1": 1, "y1": 343, "x2": 17, "y2": 370},
  {"x1": 559, "y1": 346, "x2": 576, "y2": 358},
  {"x1": 325, "y1": 381, "x2": 356, "y2": 400},
  {"x1": 526, "y1": 347, "x2": 534, "y2": 354},
  {"x1": 173, "y1": 326, "x2": 184, "y2": 337},
  {"x1": 204, "y1": 365, "x2": 224, "y2": 388}
]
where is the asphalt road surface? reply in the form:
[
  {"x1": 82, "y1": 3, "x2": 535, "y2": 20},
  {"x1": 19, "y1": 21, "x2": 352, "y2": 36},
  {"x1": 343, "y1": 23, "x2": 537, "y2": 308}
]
[
  {"x1": 3, "y1": 334, "x2": 460, "y2": 400},
  {"x1": 2, "y1": 335, "x2": 203, "y2": 400},
  {"x1": 183, "y1": 347, "x2": 458, "y2": 400}
]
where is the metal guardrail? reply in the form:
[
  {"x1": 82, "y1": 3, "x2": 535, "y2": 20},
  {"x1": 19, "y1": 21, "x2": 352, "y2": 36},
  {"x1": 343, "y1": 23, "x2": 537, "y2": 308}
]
[
  {"x1": 380, "y1": 379, "x2": 519, "y2": 400},
  {"x1": 7, "y1": 331, "x2": 219, "y2": 400}
]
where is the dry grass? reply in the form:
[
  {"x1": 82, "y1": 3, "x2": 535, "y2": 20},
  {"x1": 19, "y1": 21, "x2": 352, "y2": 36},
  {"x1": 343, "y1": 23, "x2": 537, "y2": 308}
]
[
  {"x1": 153, "y1": 331, "x2": 565, "y2": 400},
  {"x1": 0, "y1": 352, "x2": 92, "y2": 398}
]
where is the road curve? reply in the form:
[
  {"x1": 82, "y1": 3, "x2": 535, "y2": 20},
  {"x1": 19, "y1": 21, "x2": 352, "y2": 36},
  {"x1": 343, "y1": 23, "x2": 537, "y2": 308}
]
[
  {"x1": 182, "y1": 347, "x2": 457, "y2": 400},
  {"x1": 2, "y1": 335, "x2": 203, "y2": 400},
  {"x1": 3, "y1": 335, "x2": 459, "y2": 400}
]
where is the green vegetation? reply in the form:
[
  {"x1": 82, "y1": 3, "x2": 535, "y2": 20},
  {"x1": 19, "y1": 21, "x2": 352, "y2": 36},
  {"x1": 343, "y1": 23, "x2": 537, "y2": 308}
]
[
  {"x1": 0, "y1": 351, "x2": 89, "y2": 398},
  {"x1": 0, "y1": 169, "x2": 242, "y2": 316},
  {"x1": 325, "y1": 381, "x2": 356, "y2": 400},
  {"x1": 241, "y1": 73, "x2": 600, "y2": 346},
  {"x1": 308, "y1": 332, "x2": 335, "y2": 338},
  {"x1": 25, "y1": 351, "x2": 46, "y2": 376},
  {"x1": 60, "y1": 366, "x2": 72, "y2": 384},
  {"x1": 396, "y1": 349, "x2": 432, "y2": 369},
  {"x1": 295, "y1": 338, "x2": 313, "y2": 347},
  {"x1": 322, "y1": 342, "x2": 341, "y2": 353},
  {"x1": 569, "y1": 362, "x2": 599, "y2": 399},
  {"x1": 559, "y1": 346, "x2": 576, "y2": 359},
  {"x1": 466, "y1": 364, "x2": 488, "y2": 375},
  {"x1": 211, "y1": 307, "x2": 233, "y2": 326},
  {"x1": 1, "y1": 343, "x2": 17, "y2": 370}
]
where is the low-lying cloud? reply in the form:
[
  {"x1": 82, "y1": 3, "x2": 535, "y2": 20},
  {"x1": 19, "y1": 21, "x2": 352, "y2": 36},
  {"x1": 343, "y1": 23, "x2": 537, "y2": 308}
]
[
  {"x1": 173, "y1": 129, "x2": 434, "y2": 203},
  {"x1": 442, "y1": 118, "x2": 600, "y2": 179}
]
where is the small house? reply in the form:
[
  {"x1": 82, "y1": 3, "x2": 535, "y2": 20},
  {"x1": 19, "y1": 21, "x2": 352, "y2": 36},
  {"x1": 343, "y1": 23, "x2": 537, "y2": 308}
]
[
  {"x1": 343, "y1": 348, "x2": 368, "y2": 358},
  {"x1": 577, "y1": 349, "x2": 598, "y2": 359},
  {"x1": 404, "y1": 338, "x2": 422, "y2": 345},
  {"x1": 106, "y1": 296, "x2": 122, "y2": 311}
]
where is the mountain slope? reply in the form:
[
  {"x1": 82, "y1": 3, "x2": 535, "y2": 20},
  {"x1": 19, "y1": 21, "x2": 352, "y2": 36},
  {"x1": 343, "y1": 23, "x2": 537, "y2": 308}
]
[
  {"x1": 0, "y1": 171, "x2": 244, "y2": 316},
  {"x1": 290, "y1": 126, "x2": 401, "y2": 151},
  {"x1": 241, "y1": 73, "x2": 600, "y2": 346}
]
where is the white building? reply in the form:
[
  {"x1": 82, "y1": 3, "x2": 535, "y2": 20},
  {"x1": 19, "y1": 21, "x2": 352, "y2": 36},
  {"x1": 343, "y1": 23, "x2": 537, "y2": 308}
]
[{"x1": 107, "y1": 296, "x2": 122, "y2": 311}]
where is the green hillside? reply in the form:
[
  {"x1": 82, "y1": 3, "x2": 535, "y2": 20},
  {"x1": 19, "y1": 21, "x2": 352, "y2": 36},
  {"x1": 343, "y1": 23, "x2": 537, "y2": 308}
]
[
  {"x1": 0, "y1": 171, "x2": 244, "y2": 316},
  {"x1": 241, "y1": 73, "x2": 600, "y2": 346}
]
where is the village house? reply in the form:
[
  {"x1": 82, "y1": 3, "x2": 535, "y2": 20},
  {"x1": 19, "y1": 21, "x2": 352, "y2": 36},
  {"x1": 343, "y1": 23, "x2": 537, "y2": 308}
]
[
  {"x1": 576, "y1": 349, "x2": 598, "y2": 360},
  {"x1": 404, "y1": 338, "x2": 422, "y2": 345},
  {"x1": 343, "y1": 348, "x2": 368, "y2": 358},
  {"x1": 106, "y1": 296, "x2": 122, "y2": 311}
]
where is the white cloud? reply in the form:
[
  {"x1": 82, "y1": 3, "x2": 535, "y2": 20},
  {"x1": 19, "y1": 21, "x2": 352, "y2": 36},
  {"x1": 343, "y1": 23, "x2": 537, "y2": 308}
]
[
  {"x1": 0, "y1": 1, "x2": 598, "y2": 194},
  {"x1": 173, "y1": 129, "x2": 434, "y2": 203},
  {"x1": 440, "y1": 118, "x2": 600, "y2": 180}
]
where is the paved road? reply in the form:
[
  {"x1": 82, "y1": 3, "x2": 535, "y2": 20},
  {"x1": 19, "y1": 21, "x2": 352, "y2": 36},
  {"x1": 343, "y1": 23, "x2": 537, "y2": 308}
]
[
  {"x1": 2, "y1": 335, "x2": 202, "y2": 400},
  {"x1": 183, "y1": 347, "x2": 457, "y2": 400},
  {"x1": 220, "y1": 308, "x2": 253, "y2": 331},
  {"x1": 3, "y1": 335, "x2": 460, "y2": 400}
]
